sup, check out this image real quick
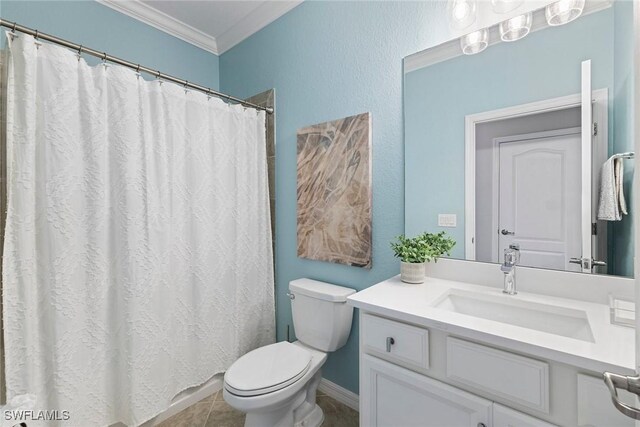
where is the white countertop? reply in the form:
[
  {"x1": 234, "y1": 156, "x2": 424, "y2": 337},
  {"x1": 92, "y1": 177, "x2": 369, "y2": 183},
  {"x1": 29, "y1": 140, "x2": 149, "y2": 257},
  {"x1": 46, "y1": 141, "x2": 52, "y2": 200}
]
[{"x1": 348, "y1": 275, "x2": 635, "y2": 375}]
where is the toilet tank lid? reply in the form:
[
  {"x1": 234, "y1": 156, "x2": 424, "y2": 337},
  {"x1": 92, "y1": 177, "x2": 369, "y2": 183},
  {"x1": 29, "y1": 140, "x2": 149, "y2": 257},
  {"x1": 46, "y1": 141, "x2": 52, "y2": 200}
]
[{"x1": 289, "y1": 278, "x2": 356, "y2": 302}]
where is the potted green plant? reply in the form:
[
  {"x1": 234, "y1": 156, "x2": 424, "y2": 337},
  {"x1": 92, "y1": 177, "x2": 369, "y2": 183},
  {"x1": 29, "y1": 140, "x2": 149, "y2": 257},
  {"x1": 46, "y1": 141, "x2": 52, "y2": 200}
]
[{"x1": 390, "y1": 231, "x2": 456, "y2": 283}]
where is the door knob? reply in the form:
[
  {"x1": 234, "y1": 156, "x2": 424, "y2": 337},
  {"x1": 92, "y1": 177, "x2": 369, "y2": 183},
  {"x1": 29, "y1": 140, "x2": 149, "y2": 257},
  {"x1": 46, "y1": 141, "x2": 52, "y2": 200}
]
[{"x1": 500, "y1": 229, "x2": 514, "y2": 235}]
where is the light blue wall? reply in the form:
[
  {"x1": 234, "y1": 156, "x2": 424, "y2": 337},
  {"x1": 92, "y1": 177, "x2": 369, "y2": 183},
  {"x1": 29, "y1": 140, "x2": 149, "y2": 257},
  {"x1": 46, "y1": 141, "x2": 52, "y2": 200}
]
[
  {"x1": 0, "y1": 0, "x2": 219, "y2": 90},
  {"x1": 611, "y1": 0, "x2": 635, "y2": 277},
  {"x1": 220, "y1": 1, "x2": 451, "y2": 394},
  {"x1": 405, "y1": 8, "x2": 626, "y2": 266}
]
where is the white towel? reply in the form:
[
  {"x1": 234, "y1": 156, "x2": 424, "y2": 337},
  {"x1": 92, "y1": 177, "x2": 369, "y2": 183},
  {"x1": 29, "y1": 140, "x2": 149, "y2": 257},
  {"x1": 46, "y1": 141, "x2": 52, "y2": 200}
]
[
  {"x1": 616, "y1": 157, "x2": 628, "y2": 215},
  {"x1": 597, "y1": 155, "x2": 627, "y2": 221}
]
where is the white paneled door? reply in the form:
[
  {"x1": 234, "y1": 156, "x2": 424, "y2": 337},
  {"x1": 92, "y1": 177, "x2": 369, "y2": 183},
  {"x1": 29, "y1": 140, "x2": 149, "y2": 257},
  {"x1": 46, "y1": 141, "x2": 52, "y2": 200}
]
[
  {"x1": 497, "y1": 60, "x2": 596, "y2": 274},
  {"x1": 498, "y1": 128, "x2": 582, "y2": 272}
]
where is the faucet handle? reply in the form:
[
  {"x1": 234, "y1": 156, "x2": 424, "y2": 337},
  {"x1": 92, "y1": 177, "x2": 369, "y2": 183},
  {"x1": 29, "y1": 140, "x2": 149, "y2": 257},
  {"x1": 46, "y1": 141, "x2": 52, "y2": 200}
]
[
  {"x1": 503, "y1": 250, "x2": 514, "y2": 265},
  {"x1": 509, "y1": 244, "x2": 521, "y2": 263},
  {"x1": 503, "y1": 244, "x2": 520, "y2": 266}
]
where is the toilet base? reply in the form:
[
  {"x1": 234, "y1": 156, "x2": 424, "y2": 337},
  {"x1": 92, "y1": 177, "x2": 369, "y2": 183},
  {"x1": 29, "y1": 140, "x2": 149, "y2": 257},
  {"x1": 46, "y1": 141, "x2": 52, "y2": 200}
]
[
  {"x1": 239, "y1": 370, "x2": 324, "y2": 427},
  {"x1": 242, "y1": 392, "x2": 324, "y2": 427},
  {"x1": 244, "y1": 390, "x2": 303, "y2": 427},
  {"x1": 294, "y1": 404, "x2": 324, "y2": 427}
]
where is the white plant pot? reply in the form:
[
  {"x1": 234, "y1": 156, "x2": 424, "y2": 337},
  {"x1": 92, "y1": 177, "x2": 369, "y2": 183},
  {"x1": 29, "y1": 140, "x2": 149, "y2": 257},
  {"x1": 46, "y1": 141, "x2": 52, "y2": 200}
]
[{"x1": 400, "y1": 261, "x2": 426, "y2": 284}]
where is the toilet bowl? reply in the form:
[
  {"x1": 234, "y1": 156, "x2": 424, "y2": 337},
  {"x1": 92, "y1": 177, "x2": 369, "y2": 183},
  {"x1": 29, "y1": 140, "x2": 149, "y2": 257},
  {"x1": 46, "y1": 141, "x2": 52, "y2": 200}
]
[
  {"x1": 223, "y1": 279, "x2": 356, "y2": 427},
  {"x1": 223, "y1": 341, "x2": 327, "y2": 427}
]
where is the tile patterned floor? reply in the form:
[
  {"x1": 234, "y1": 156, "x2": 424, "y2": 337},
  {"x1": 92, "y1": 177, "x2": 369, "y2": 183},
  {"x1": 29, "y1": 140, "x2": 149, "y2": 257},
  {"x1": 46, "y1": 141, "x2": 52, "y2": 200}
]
[{"x1": 156, "y1": 389, "x2": 359, "y2": 427}]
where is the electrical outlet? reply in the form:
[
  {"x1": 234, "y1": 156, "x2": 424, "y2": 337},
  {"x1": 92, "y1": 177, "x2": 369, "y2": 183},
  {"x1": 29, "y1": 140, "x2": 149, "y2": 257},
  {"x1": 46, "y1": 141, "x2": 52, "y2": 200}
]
[{"x1": 438, "y1": 214, "x2": 457, "y2": 227}]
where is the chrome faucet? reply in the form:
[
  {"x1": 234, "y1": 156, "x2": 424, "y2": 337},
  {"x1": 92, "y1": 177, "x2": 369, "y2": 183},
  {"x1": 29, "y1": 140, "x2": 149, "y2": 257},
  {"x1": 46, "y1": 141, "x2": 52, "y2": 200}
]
[{"x1": 501, "y1": 244, "x2": 520, "y2": 295}]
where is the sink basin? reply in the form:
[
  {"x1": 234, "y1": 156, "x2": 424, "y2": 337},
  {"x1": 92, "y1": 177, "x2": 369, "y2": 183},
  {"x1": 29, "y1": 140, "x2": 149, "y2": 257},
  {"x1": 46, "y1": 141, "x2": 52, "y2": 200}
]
[{"x1": 432, "y1": 289, "x2": 595, "y2": 342}]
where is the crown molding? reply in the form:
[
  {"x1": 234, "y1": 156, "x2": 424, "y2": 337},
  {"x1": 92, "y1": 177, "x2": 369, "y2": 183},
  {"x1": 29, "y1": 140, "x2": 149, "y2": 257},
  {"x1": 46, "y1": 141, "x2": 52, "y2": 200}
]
[
  {"x1": 96, "y1": 0, "x2": 219, "y2": 54},
  {"x1": 404, "y1": 0, "x2": 613, "y2": 74},
  {"x1": 215, "y1": 1, "x2": 302, "y2": 54},
  {"x1": 96, "y1": 0, "x2": 302, "y2": 56}
]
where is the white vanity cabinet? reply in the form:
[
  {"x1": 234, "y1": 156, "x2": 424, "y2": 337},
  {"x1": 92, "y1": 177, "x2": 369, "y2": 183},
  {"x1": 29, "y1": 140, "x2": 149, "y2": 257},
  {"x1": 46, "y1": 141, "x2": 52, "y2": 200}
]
[
  {"x1": 349, "y1": 265, "x2": 638, "y2": 426},
  {"x1": 358, "y1": 311, "x2": 631, "y2": 427},
  {"x1": 361, "y1": 353, "x2": 556, "y2": 427},
  {"x1": 359, "y1": 313, "x2": 555, "y2": 427}
]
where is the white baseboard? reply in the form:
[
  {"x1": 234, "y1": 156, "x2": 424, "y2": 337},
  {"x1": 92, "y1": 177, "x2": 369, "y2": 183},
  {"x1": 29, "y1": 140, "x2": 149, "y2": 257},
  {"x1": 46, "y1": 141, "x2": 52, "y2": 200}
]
[
  {"x1": 318, "y1": 378, "x2": 359, "y2": 412},
  {"x1": 149, "y1": 375, "x2": 223, "y2": 425}
]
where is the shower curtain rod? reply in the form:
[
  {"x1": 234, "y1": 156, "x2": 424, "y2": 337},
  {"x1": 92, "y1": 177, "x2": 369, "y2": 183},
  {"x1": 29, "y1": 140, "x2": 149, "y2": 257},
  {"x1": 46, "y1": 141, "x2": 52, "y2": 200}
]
[{"x1": 0, "y1": 18, "x2": 274, "y2": 114}]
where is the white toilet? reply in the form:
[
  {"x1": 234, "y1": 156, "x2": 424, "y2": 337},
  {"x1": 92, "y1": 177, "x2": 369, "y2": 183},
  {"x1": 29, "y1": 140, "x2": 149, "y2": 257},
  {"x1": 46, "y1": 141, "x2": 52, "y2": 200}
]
[{"x1": 223, "y1": 278, "x2": 356, "y2": 427}]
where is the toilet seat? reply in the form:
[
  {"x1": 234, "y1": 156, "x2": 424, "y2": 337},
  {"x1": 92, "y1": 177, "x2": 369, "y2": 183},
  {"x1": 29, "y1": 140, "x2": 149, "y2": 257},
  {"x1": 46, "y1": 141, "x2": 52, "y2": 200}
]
[{"x1": 225, "y1": 341, "x2": 312, "y2": 397}]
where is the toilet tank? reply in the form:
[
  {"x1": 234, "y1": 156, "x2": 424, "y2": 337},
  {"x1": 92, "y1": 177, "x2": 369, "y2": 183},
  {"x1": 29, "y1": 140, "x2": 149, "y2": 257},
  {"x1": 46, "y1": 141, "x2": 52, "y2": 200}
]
[{"x1": 289, "y1": 278, "x2": 356, "y2": 352}]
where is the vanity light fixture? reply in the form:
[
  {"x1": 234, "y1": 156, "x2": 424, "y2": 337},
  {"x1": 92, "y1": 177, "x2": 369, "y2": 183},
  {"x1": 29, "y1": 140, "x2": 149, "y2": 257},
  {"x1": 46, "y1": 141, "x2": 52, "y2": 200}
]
[
  {"x1": 490, "y1": 0, "x2": 523, "y2": 14},
  {"x1": 447, "y1": 0, "x2": 477, "y2": 30},
  {"x1": 545, "y1": 0, "x2": 585, "y2": 26},
  {"x1": 460, "y1": 28, "x2": 489, "y2": 55},
  {"x1": 499, "y1": 12, "x2": 532, "y2": 42}
]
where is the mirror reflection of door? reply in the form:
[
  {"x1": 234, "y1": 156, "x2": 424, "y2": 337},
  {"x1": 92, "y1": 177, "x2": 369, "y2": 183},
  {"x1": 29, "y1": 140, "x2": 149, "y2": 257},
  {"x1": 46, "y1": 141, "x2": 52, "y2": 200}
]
[
  {"x1": 472, "y1": 91, "x2": 608, "y2": 274},
  {"x1": 497, "y1": 129, "x2": 582, "y2": 273}
]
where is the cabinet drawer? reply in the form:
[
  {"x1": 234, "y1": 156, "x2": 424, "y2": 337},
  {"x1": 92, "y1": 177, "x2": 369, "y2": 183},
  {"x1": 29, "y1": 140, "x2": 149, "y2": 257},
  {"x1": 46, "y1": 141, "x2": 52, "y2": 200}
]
[
  {"x1": 446, "y1": 337, "x2": 549, "y2": 413},
  {"x1": 361, "y1": 313, "x2": 429, "y2": 371}
]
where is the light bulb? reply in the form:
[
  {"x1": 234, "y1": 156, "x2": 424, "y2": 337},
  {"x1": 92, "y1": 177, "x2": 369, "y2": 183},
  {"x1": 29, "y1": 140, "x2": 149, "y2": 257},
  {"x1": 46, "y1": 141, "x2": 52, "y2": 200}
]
[
  {"x1": 448, "y1": 0, "x2": 477, "y2": 30},
  {"x1": 545, "y1": 0, "x2": 585, "y2": 26},
  {"x1": 460, "y1": 29, "x2": 489, "y2": 55},
  {"x1": 453, "y1": 1, "x2": 471, "y2": 20},
  {"x1": 499, "y1": 12, "x2": 532, "y2": 42}
]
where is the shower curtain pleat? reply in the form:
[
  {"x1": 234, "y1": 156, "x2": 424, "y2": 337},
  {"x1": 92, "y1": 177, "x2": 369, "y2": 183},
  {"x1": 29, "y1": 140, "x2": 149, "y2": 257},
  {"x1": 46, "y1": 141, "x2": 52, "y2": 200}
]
[
  {"x1": 0, "y1": 39, "x2": 8, "y2": 407},
  {"x1": 2, "y1": 33, "x2": 275, "y2": 426}
]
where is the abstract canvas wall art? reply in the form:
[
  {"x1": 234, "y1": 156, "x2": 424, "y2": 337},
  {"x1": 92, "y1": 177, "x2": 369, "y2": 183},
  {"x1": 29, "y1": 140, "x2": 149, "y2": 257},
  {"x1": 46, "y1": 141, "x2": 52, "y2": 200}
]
[{"x1": 297, "y1": 112, "x2": 372, "y2": 268}]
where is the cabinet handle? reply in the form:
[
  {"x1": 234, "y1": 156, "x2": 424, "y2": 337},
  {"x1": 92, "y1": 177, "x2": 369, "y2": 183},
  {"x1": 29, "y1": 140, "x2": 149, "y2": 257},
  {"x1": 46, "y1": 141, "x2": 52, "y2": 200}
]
[
  {"x1": 477, "y1": 423, "x2": 486, "y2": 427},
  {"x1": 603, "y1": 371, "x2": 640, "y2": 420},
  {"x1": 386, "y1": 337, "x2": 395, "y2": 352}
]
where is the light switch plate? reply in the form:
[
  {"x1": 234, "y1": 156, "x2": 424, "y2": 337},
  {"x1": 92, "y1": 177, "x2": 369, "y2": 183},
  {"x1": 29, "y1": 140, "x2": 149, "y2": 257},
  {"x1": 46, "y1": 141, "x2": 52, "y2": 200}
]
[{"x1": 438, "y1": 214, "x2": 457, "y2": 227}]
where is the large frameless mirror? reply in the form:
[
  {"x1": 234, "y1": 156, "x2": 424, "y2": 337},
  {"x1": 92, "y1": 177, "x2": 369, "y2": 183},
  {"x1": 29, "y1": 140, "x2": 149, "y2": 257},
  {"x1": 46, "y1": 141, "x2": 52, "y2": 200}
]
[{"x1": 404, "y1": 0, "x2": 634, "y2": 277}]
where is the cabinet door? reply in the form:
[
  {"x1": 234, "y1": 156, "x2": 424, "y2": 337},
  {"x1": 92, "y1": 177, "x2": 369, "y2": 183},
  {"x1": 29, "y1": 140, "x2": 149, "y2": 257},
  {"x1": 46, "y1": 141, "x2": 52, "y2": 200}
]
[
  {"x1": 361, "y1": 354, "x2": 492, "y2": 427},
  {"x1": 493, "y1": 403, "x2": 557, "y2": 427},
  {"x1": 577, "y1": 374, "x2": 634, "y2": 427}
]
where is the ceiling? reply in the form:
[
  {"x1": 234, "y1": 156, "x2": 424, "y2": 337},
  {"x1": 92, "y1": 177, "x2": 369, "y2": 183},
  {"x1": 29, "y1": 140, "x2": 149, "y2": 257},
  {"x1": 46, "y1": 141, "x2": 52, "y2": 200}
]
[{"x1": 97, "y1": 0, "x2": 302, "y2": 55}]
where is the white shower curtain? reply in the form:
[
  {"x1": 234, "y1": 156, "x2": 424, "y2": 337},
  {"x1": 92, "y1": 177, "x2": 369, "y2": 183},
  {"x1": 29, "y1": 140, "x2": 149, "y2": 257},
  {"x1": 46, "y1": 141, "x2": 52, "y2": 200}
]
[{"x1": 3, "y1": 33, "x2": 275, "y2": 426}]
